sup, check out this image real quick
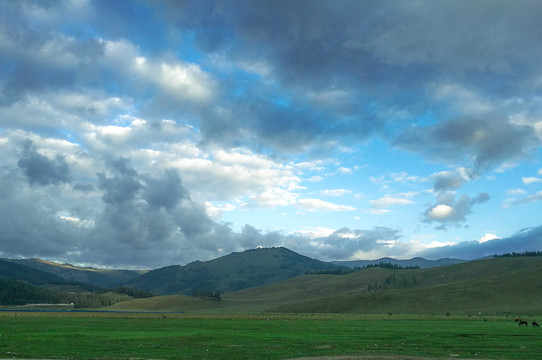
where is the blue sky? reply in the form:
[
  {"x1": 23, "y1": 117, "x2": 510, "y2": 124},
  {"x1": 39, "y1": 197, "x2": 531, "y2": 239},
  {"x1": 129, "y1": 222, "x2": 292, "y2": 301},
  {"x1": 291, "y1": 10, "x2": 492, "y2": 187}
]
[{"x1": 1, "y1": 0, "x2": 542, "y2": 268}]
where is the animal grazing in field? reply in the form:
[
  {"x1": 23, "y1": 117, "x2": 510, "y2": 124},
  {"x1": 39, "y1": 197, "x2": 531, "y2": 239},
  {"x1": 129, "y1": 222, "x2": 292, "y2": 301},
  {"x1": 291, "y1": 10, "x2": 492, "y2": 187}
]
[
  {"x1": 518, "y1": 320, "x2": 528, "y2": 326},
  {"x1": 533, "y1": 321, "x2": 540, "y2": 327}
]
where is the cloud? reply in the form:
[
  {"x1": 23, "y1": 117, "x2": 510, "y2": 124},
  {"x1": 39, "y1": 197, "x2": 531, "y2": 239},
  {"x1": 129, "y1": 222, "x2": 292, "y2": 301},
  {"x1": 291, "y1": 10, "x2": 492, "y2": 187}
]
[
  {"x1": 423, "y1": 192, "x2": 490, "y2": 229},
  {"x1": 523, "y1": 177, "x2": 542, "y2": 185},
  {"x1": 479, "y1": 233, "x2": 500, "y2": 243},
  {"x1": 297, "y1": 227, "x2": 402, "y2": 260},
  {"x1": 320, "y1": 189, "x2": 351, "y2": 197},
  {"x1": 431, "y1": 168, "x2": 473, "y2": 191},
  {"x1": 297, "y1": 198, "x2": 356, "y2": 212},
  {"x1": 395, "y1": 117, "x2": 538, "y2": 172},
  {"x1": 507, "y1": 191, "x2": 542, "y2": 207},
  {"x1": 427, "y1": 204, "x2": 455, "y2": 221},
  {"x1": 420, "y1": 226, "x2": 542, "y2": 260},
  {"x1": 17, "y1": 140, "x2": 71, "y2": 186},
  {"x1": 1, "y1": 0, "x2": 542, "y2": 268},
  {"x1": 370, "y1": 197, "x2": 414, "y2": 209},
  {"x1": 370, "y1": 172, "x2": 424, "y2": 185},
  {"x1": 507, "y1": 188, "x2": 526, "y2": 196}
]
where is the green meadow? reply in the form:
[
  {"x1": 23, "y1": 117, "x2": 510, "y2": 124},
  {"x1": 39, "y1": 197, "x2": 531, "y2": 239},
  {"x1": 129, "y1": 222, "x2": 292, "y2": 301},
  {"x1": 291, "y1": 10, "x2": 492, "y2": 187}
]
[{"x1": 1, "y1": 312, "x2": 542, "y2": 359}]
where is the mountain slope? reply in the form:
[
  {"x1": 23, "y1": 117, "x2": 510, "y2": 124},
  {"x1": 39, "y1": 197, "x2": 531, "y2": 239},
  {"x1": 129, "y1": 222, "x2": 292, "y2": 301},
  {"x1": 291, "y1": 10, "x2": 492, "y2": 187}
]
[
  {"x1": 126, "y1": 247, "x2": 343, "y2": 295},
  {"x1": 222, "y1": 256, "x2": 542, "y2": 315},
  {"x1": 0, "y1": 259, "x2": 67, "y2": 285},
  {"x1": 7, "y1": 258, "x2": 146, "y2": 288}
]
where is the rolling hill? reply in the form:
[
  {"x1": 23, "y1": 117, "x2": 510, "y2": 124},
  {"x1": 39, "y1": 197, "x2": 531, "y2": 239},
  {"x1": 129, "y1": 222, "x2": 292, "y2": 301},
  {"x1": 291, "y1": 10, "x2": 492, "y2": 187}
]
[
  {"x1": 229, "y1": 256, "x2": 542, "y2": 315},
  {"x1": 125, "y1": 247, "x2": 344, "y2": 295},
  {"x1": 109, "y1": 256, "x2": 542, "y2": 315}
]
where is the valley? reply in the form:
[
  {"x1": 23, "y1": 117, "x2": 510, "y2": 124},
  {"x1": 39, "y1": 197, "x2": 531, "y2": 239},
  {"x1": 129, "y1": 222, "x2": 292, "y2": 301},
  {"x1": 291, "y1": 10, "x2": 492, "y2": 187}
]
[{"x1": 2, "y1": 248, "x2": 542, "y2": 316}]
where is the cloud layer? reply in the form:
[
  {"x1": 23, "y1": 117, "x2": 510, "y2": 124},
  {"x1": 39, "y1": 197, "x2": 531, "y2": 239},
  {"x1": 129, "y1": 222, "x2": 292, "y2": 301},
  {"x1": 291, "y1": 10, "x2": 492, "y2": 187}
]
[{"x1": 1, "y1": 0, "x2": 542, "y2": 268}]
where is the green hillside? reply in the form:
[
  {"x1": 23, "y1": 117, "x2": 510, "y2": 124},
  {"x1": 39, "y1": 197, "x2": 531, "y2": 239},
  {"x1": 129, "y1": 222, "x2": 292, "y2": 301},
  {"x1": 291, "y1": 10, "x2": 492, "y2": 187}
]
[
  {"x1": 7, "y1": 258, "x2": 146, "y2": 287},
  {"x1": 111, "y1": 256, "x2": 542, "y2": 315},
  {"x1": 126, "y1": 247, "x2": 343, "y2": 295},
  {"x1": 234, "y1": 256, "x2": 542, "y2": 315},
  {"x1": 0, "y1": 259, "x2": 68, "y2": 285}
]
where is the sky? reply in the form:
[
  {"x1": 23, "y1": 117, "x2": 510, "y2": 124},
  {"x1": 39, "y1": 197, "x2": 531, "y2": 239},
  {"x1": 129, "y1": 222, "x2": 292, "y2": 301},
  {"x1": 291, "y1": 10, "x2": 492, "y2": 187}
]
[{"x1": 1, "y1": 0, "x2": 542, "y2": 269}]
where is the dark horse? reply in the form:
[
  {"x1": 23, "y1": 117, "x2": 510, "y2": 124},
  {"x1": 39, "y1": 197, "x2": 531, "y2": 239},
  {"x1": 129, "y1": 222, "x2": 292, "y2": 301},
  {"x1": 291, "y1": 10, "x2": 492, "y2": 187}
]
[
  {"x1": 533, "y1": 321, "x2": 540, "y2": 327},
  {"x1": 518, "y1": 320, "x2": 529, "y2": 326}
]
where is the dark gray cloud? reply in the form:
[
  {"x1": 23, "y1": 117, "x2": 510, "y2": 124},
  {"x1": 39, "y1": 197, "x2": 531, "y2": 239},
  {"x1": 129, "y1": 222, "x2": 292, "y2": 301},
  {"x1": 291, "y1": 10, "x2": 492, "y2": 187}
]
[
  {"x1": 143, "y1": 169, "x2": 189, "y2": 210},
  {"x1": 0, "y1": 167, "x2": 76, "y2": 258},
  {"x1": 420, "y1": 225, "x2": 542, "y2": 260},
  {"x1": 17, "y1": 140, "x2": 71, "y2": 185},
  {"x1": 431, "y1": 168, "x2": 474, "y2": 192},
  {"x1": 395, "y1": 117, "x2": 539, "y2": 173}
]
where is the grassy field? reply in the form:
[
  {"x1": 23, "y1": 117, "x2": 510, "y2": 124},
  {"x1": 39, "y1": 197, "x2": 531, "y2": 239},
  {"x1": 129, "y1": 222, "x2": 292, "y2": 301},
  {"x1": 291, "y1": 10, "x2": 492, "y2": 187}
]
[
  {"x1": 1, "y1": 312, "x2": 542, "y2": 359},
  {"x1": 103, "y1": 257, "x2": 542, "y2": 315}
]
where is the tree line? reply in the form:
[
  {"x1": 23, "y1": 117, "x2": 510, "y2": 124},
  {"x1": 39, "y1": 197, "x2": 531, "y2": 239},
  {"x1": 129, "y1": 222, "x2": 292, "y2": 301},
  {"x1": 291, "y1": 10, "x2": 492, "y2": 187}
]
[
  {"x1": 0, "y1": 278, "x2": 61, "y2": 305},
  {"x1": 306, "y1": 262, "x2": 420, "y2": 275},
  {"x1": 495, "y1": 251, "x2": 542, "y2": 258},
  {"x1": 0, "y1": 277, "x2": 153, "y2": 307}
]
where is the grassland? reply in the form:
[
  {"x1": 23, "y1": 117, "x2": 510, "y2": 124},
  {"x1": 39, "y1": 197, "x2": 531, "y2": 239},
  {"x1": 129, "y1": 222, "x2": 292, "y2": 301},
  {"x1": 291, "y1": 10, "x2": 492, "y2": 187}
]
[
  {"x1": 104, "y1": 257, "x2": 542, "y2": 315},
  {"x1": 1, "y1": 312, "x2": 541, "y2": 359}
]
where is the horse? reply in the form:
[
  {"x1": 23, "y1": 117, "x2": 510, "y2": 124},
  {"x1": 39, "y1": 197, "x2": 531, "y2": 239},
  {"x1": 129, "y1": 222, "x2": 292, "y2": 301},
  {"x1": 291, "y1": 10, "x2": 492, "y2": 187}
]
[
  {"x1": 518, "y1": 320, "x2": 529, "y2": 326},
  {"x1": 533, "y1": 321, "x2": 540, "y2": 327}
]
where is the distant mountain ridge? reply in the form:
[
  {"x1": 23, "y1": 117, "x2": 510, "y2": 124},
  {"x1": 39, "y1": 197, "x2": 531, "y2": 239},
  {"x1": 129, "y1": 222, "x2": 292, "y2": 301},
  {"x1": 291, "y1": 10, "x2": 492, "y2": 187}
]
[
  {"x1": 126, "y1": 247, "x2": 343, "y2": 295},
  {"x1": 332, "y1": 257, "x2": 466, "y2": 269},
  {"x1": 0, "y1": 259, "x2": 68, "y2": 285},
  {"x1": 5, "y1": 258, "x2": 146, "y2": 288},
  {"x1": 2, "y1": 249, "x2": 465, "y2": 297}
]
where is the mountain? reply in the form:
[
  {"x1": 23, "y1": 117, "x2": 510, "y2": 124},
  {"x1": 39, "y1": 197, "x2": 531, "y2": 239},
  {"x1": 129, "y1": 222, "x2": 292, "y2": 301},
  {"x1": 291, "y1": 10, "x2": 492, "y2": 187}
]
[
  {"x1": 125, "y1": 247, "x2": 344, "y2": 295},
  {"x1": 332, "y1": 257, "x2": 466, "y2": 269},
  {"x1": 109, "y1": 256, "x2": 542, "y2": 315},
  {"x1": 0, "y1": 259, "x2": 68, "y2": 285},
  {"x1": 6, "y1": 258, "x2": 146, "y2": 288}
]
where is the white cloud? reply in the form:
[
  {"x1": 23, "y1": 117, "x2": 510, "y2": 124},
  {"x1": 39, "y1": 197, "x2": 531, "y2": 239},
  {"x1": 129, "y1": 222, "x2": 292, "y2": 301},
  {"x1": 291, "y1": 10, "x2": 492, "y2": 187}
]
[
  {"x1": 102, "y1": 39, "x2": 216, "y2": 103},
  {"x1": 320, "y1": 189, "x2": 351, "y2": 197},
  {"x1": 367, "y1": 208, "x2": 391, "y2": 215},
  {"x1": 427, "y1": 204, "x2": 455, "y2": 220},
  {"x1": 297, "y1": 198, "x2": 356, "y2": 212},
  {"x1": 370, "y1": 197, "x2": 415, "y2": 208},
  {"x1": 507, "y1": 188, "x2": 526, "y2": 195},
  {"x1": 203, "y1": 201, "x2": 236, "y2": 221},
  {"x1": 370, "y1": 172, "x2": 423, "y2": 185},
  {"x1": 507, "y1": 191, "x2": 542, "y2": 207},
  {"x1": 523, "y1": 177, "x2": 542, "y2": 185},
  {"x1": 336, "y1": 167, "x2": 353, "y2": 174},
  {"x1": 479, "y1": 233, "x2": 501, "y2": 243},
  {"x1": 295, "y1": 227, "x2": 336, "y2": 239}
]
